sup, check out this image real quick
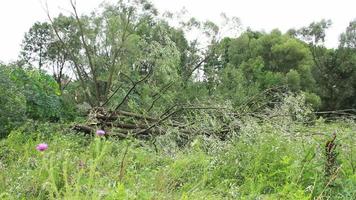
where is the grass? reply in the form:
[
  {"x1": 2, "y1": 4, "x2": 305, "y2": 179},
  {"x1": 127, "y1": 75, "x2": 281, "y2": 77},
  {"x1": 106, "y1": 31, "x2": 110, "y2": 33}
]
[{"x1": 0, "y1": 118, "x2": 355, "y2": 199}]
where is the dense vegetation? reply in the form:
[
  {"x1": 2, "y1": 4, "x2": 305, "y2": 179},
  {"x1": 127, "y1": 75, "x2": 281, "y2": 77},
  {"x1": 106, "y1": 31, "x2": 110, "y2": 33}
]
[
  {"x1": 0, "y1": 0, "x2": 355, "y2": 199},
  {"x1": 1, "y1": 116, "x2": 355, "y2": 199}
]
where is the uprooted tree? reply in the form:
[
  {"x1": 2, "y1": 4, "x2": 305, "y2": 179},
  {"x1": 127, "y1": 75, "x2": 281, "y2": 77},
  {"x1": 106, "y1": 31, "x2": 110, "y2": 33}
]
[
  {"x1": 15, "y1": 0, "x2": 355, "y2": 140},
  {"x1": 41, "y1": 0, "x2": 246, "y2": 139}
]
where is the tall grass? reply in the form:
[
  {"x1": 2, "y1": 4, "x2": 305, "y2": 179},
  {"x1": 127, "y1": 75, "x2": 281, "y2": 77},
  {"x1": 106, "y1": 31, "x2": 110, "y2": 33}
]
[{"x1": 0, "y1": 119, "x2": 355, "y2": 199}]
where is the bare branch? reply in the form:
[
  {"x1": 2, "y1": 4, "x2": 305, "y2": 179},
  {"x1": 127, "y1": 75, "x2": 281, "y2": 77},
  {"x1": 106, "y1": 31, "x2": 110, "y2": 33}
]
[
  {"x1": 112, "y1": 67, "x2": 153, "y2": 112},
  {"x1": 70, "y1": 0, "x2": 101, "y2": 104},
  {"x1": 45, "y1": 2, "x2": 94, "y2": 106}
]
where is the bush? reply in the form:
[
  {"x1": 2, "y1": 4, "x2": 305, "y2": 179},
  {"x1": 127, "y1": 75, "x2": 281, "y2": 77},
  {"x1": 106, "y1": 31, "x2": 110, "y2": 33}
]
[
  {"x1": 0, "y1": 65, "x2": 78, "y2": 137},
  {"x1": 0, "y1": 66, "x2": 26, "y2": 137},
  {"x1": 10, "y1": 68, "x2": 62, "y2": 120},
  {"x1": 304, "y1": 92, "x2": 322, "y2": 109}
]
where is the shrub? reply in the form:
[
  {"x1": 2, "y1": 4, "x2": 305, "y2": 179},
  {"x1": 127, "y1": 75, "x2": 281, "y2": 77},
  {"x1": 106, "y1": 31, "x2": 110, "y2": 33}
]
[
  {"x1": 10, "y1": 68, "x2": 62, "y2": 120},
  {"x1": 0, "y1": 66, "x2": 26, "y2": 137}
]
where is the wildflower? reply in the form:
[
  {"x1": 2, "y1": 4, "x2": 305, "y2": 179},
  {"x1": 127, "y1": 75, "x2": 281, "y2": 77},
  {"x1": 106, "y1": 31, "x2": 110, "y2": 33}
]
[
  {"x1": 36, "y1": 143, "x2": 48, "y2": 152},
  {"x1": 96, "y1": 129, "x2": 106, "y2": 136}
]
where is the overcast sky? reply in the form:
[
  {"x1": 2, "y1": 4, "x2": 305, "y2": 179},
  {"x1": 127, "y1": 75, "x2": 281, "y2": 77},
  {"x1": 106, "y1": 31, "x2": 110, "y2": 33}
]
[{"x1": 0, "y1": 0, "x2": 355, "y2": 63}]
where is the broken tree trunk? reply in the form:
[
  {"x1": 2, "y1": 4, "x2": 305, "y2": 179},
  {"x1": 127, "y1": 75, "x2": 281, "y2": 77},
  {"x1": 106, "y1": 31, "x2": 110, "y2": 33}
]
[{"x1": 73, "y1": 106, "x2": 240, "y2": 140}]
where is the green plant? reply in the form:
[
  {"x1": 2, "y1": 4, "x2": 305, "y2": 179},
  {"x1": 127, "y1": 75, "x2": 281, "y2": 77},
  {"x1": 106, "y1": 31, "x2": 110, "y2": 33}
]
[{"x1": 0, "y1": 66, "x2": 26, "y2": 137}]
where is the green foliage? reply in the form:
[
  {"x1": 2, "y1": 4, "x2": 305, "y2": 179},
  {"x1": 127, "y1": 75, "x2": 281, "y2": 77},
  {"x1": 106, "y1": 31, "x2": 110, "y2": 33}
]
[
  {"x1": 20, "y1": 22, "x2": 52, "y2": 69},
  {"x1": 10, "y1": 68, "x2": 62, "y2": 120},
  {"x1": 299, "y1": 19, "x2": 332, "y2": 44},
  {"x1": 1, "y1": 117, "x2": 355, "y2": 199},
  {"x1": 217, "y1": 64, "x2": 260, "y2": 107},
  {"x1": 3, "y1": 2, "x2": 356, "y2": 198},
  {"x1": 298, "y1": 19, "x2": 356, "y2": 110},
  {"x1": 0, "y1": 65, "x2": 76, "y2": 137},
  {"x1": 304, "y1": 92, "x2": 322, "y2": 109},
  {"x1": 16, "y1": 0, "x2": 356, "y2": 112},
  {"x1": 3, "y1": 2, "x2": 356, "y2": 199},
  {"x1": 286, "y1": 69, "x2": 301, "y2": 91},
  {"x1": 207, "y1": 28, "x2": 318, "y2": 110},
  {"x1": 0, "y1": 66, "x2": 26, "y2": 137}
]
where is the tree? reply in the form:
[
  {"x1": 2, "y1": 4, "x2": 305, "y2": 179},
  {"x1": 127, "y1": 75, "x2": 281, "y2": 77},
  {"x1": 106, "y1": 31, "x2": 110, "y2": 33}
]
[
  {"x1": 216, "y1": 29, "x2": 315, "y2": 92},
  {"x1": 44, "y1": 0, "x2": 186, "y2": 112},
  {"x1": 20, "y1": 17, "x2": 78, "y2": 92},
  {"x1": 297, "y1": 19, "x2": 356, "y2": 110},
  {"x1": 20, "y1": 22, "x2": 52, "y2": 70},
  {"x1": 339, "y1": 19, "x2": 356, "y2": 49}
]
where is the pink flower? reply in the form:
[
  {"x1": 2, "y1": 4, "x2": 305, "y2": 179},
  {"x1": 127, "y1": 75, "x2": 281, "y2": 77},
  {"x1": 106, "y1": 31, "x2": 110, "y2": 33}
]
[
  {"x1": 36, "y1": 143, "x2": 48, "y2": 151},
  {"x1": 96, "y1": 129, "x2": 106, "y2": 136}
]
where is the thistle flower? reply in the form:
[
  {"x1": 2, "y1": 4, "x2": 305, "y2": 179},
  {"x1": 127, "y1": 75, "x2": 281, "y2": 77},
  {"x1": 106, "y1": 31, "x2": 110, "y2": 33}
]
[
  {"x1": 36, "y1": 143, "x2": 48, "y2": 152},
  {"x1": 96, "y1": 129, "x2": 106, "y2": 136}
]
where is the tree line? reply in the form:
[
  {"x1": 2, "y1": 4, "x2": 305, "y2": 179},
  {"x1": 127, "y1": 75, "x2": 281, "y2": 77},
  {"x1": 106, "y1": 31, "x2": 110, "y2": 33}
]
[{"x1": 1, "y1": 0, "x2": 355, "y2": 136}]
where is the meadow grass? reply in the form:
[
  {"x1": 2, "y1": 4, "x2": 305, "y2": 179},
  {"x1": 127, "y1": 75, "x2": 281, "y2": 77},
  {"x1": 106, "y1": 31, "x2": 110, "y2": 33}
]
[{"x1": 0, "y1": 119, "x2": 355, "y2": 199}]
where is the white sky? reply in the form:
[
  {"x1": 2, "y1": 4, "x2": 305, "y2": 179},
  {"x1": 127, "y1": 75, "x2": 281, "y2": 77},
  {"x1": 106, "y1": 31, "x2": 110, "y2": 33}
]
[{"x1": 0, "y1": 0, "x2": 355, "y2": 63}]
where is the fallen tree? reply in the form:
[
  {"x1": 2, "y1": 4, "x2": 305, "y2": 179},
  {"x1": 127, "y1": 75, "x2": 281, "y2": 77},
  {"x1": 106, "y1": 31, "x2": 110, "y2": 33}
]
[{"x1": 73, "y1": 105, "x2": 238, "y2": 140}]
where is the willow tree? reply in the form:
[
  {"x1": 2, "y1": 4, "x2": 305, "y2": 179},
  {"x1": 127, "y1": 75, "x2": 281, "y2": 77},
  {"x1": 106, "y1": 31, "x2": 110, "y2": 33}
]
[{"x1": 44, "y1": 0, "x2": 185, "y2": 112}]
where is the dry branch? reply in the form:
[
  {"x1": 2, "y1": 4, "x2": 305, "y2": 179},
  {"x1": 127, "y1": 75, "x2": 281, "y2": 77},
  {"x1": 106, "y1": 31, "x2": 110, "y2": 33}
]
[{"x1": 73, "y1": 104, "x2": 239, "y2": 141}]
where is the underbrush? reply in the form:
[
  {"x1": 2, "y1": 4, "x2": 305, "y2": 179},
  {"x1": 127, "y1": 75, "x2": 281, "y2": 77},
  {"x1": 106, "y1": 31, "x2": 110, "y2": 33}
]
[{"x1": 0, "y1": 118, "x2": 355, "y2": 199}]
